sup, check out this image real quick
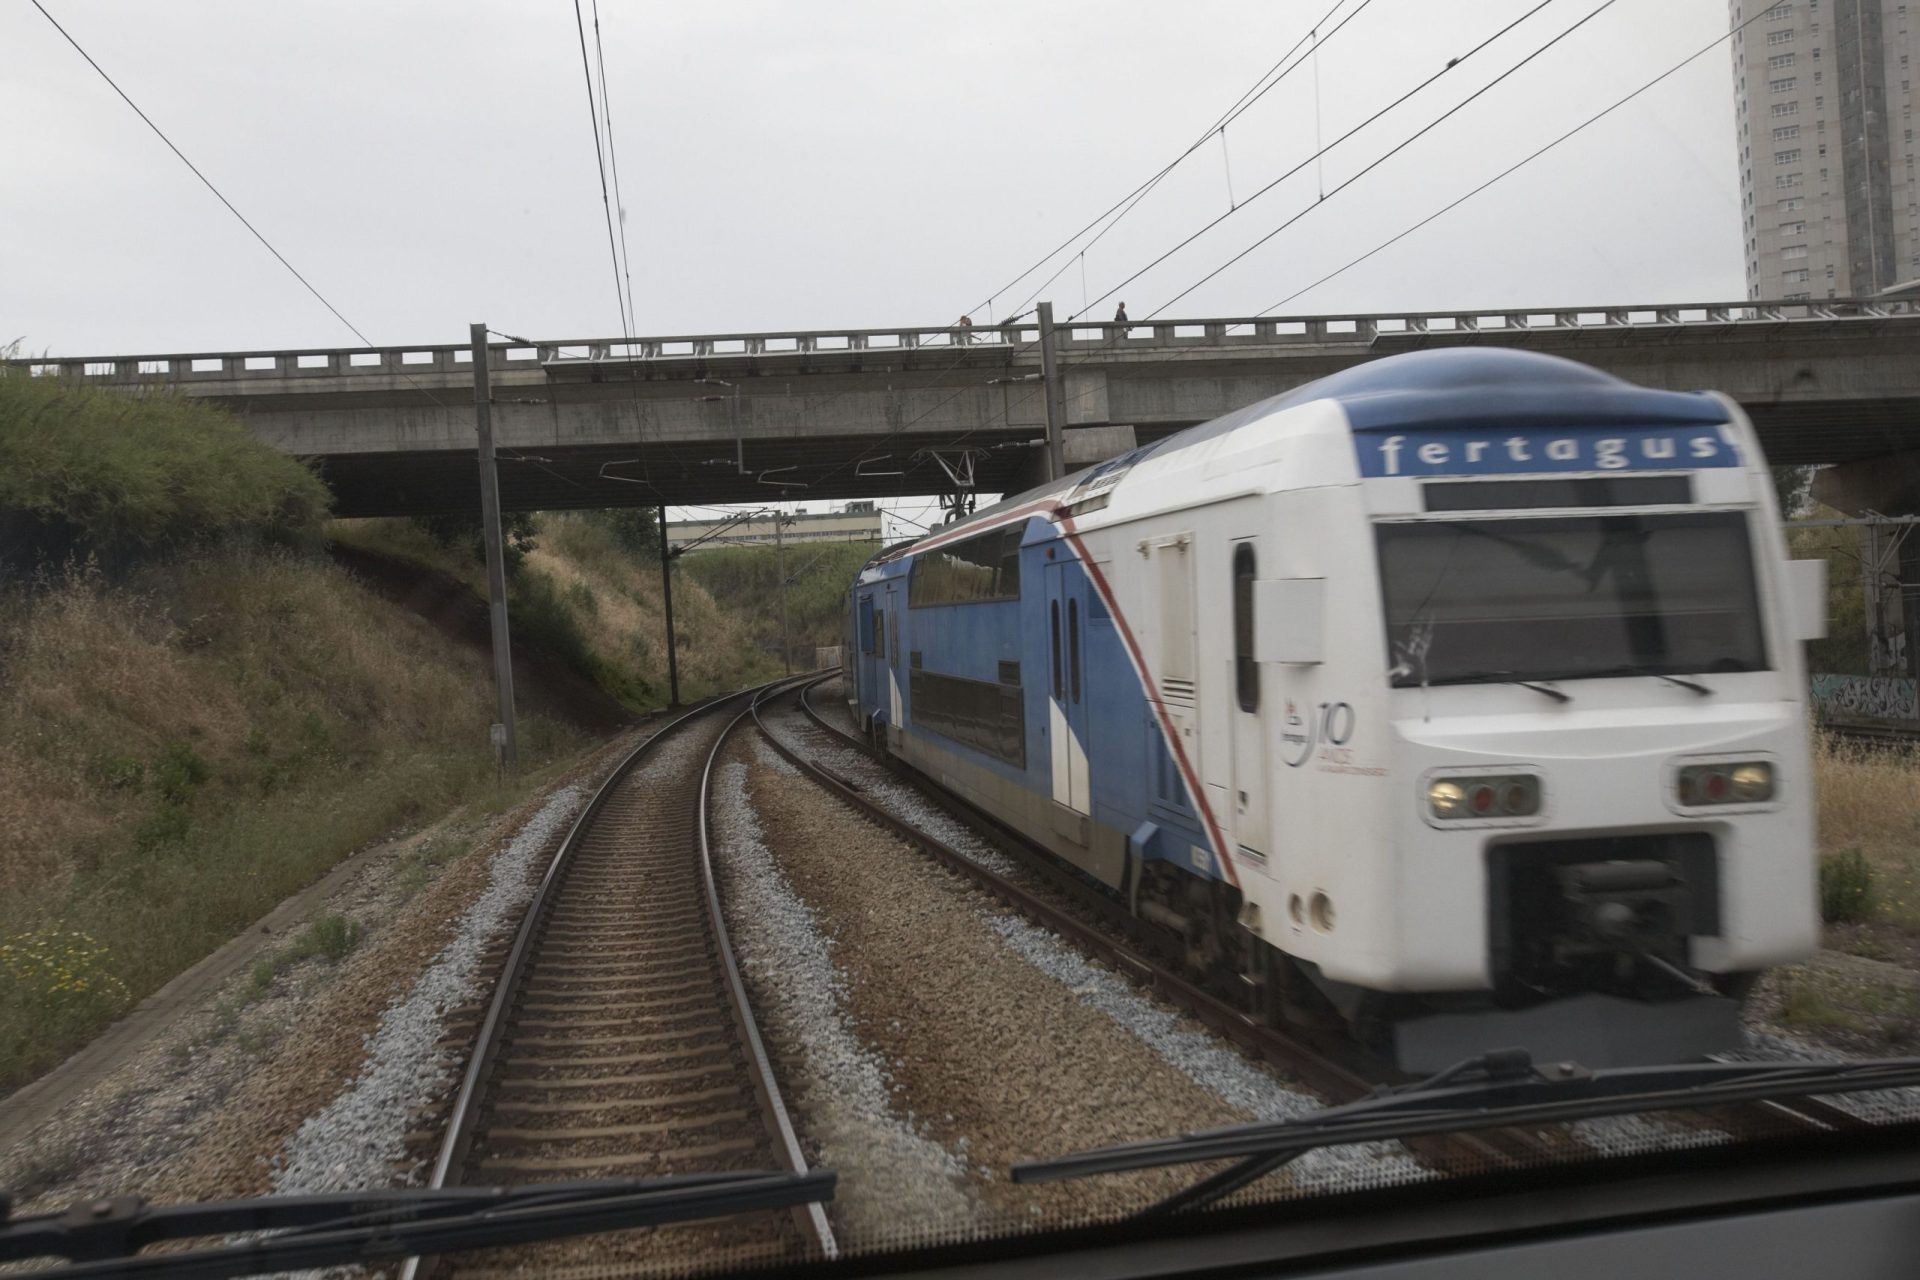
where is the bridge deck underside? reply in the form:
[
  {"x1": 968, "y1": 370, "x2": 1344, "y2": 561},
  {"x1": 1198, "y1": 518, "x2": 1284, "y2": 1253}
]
[
  {"x1": 316, "y1": 430, "x2": 1044, "y2": 516},
  {"x1": 308, "y1": 393, "x2": 1920, "y2": 517}
]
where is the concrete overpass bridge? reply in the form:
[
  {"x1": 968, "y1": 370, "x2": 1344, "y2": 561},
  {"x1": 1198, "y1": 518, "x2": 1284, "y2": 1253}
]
[{"x1": 12, "y1": 296, "x2": 1920, "y2": 517}]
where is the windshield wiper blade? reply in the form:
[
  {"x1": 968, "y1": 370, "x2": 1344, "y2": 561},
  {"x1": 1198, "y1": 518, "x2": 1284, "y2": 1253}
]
[
  {"x1": 1013, "y1": 1051, "x2": 1920, "y2": 1216},
  {"x1": 1447, "y1": 671, "x2": 1572, "y2": 703},
  {"x1": 1586, "y1": 664, "x2": 1714, "y2": 696},
  {"x1": 0, "y1": 1169, "x2": 834, "y2": 1280}
]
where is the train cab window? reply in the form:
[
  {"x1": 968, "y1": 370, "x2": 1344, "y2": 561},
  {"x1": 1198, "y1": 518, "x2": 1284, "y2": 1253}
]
[
  {"x1": 1068, "y1": 598, "x2": 1081, "y2": 703},
  {"x1": 1233, "y1": 542, "x2": 1258, "y2": 712},
  {"x1": 1050, "y1": 601, "x2": 1063, "y2": 699}
]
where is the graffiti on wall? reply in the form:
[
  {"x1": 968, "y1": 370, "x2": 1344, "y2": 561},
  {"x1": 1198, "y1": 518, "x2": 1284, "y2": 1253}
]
[{"x1": 1811, "y1": 673, "x2": 1920, "y2": 723}]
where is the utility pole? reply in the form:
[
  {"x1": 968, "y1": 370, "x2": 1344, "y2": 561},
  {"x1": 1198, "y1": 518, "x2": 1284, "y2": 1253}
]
[
  {"x1": 1035, "y1": 301, "x2": 1068, "y2": 483},
  {"x1": 774, "y1": 510, "x2": 793, "y2": 674},
  {"x1": 470, "y1": 322, "x2": 517, "y2": 769},
  {"x1": 657, "y1": 505, "x2": 681, "y2": 707}
]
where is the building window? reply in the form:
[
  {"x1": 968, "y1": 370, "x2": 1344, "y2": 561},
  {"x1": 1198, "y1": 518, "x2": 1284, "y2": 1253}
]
[
  {"x1": 1786, "y1": 292, "x2": 1811, "y2": 300},
  {"x1": 1775, "y1": 149, "x2": 1801, "y2": 163},
  {"x1": 1764, "y1": 1, "x2": 1789, "y2": 14},
  {"x1": 1769, "y1": 77, "x2": 1796, "y2": 92},
  {"x1": 1779, "y1": 196, "x2": 1803, "y2": 211},
  {"x1": 1773, "y1": 125, "x2": 1800, "y2": 140},
  {"x1": 1783, "y1": 243, "x2": 1809, "y2": 258},
  {"x1": 1767, "y1": 28, "x2": 1795, "y2": 44},
  {"x1": 1784, "y1": 269, "x2": 1810, "y2": 282},
  {"x1": 1771, "y1": 100, "x2": 1798, "y2": 116},
  {"x1": 1775, "y1": 172, "x2": 1804, "y2": 188},
  {"x1": 1769, "y1": 52, "x2": 1796, "y2": 68},
  {"x1": 1781, "y1": 219, "x2": 1806, "y2": 234}
]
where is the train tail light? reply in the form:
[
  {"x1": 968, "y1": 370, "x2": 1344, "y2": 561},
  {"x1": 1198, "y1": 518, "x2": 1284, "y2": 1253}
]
[
  {"x1": 1678, "y1": 761, "x2": 1773, "y2": 806},
  {"x1": 1427, "y1": 774, "x2": 1539, "y2": 819}
]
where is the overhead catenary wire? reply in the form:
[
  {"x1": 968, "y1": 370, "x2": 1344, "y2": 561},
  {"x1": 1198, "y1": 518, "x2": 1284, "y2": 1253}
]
[
  {"x1": 1070, "y1": 0, "x2": 1562, "y2": 323},
  {"x1": 28, "y1": 0, "x2": 375, "y2": 348},
  {"x1": 591, "y1": 0, "x2": 639, "y2": 338},
  {"x1": 1145, "y1": 0, "x2": 1624, "y2": 318},
  {"x1": 1253, "y1": 6, "x2": 1777, "y2": 317},
  {"x1": 571, "y1": 0, "x2": 632, "y2": 339},
  {"x1": 974, "y1": 0, "x2": 1373, "y2": 324}
]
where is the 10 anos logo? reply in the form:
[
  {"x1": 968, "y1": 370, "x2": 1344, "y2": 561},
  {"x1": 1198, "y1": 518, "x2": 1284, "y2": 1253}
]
[{"x1": 1282, "y1": 700, "x2": 1354, "y2": 768}]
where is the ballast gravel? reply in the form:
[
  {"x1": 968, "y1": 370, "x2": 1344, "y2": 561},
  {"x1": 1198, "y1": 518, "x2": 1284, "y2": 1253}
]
[
  {"x1": 272, "y1": 784, "x2": 585, "y2": 1194},
  {"x1": 728, "y1": 744, "x2": 1427, "y2": 1242},
  {"x1": 758, "y1": 711, "x2": 1021, "y2": 877},
  {"x1": 712, "y1": 759, "x2": 978, "y2": 1241}
]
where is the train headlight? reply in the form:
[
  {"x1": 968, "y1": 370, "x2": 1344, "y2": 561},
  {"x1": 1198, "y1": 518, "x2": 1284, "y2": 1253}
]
[
  {"x1": 1678, "y1": 761, "x2": 1773, "y2": 805},
  {"x1": 1427, "y1": 781, "x2": 1467, "y2": 818},
  {"x1": 1427, "y1": 775, "x2": 1538, "y2": 819}
]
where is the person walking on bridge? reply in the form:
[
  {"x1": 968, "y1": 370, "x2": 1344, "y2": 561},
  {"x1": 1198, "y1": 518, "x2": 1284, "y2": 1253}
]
[{"x1": 1113, "y1": 302, "x2": 1129, "y2": 324}]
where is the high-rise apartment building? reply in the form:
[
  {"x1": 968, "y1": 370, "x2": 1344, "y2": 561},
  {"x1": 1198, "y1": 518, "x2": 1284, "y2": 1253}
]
[{"x1": 1730, "y1": 0, "x2": 1920, "y2": 299}]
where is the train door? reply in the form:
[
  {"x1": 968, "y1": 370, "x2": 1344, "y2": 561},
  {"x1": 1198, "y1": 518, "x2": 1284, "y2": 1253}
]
[
  {"x1": 1045, "y1": 559, "x2": 1091, "y2": 843},
  {"x1": 856, "y1": 595, "x2": 878, "y2": 714},
  {"x1": 884, "y1": 584, "x2": 904, "y2": 748},
  {"x1": 1229, "y1": 539, "x2": 1271, "y2": 873}
]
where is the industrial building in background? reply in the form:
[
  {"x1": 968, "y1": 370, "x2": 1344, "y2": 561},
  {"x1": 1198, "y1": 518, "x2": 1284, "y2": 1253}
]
[
  {"x1": 666, "y1": 503, "x2": 883, "y2": 553},
  {"x1": 1731, "y1": 0, "x2": 1920, "y2": 299}
]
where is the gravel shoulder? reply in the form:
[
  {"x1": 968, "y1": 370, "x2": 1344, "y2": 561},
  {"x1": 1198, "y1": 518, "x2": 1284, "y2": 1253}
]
[{"x1": 0, "y1": 729, "x2": 637, "y2": 1213}]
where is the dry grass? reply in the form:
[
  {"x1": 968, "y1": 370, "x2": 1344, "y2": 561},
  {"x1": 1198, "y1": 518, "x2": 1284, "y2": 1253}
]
[
  {"x1": 1813, "y1": 730, "x2": 1920, "y2": 933},
  {"x1": 0, "y1": 550, "x2": 583, "y2": 1088},
  {"x1": 530, "y1": 513, "x2": 782, "y2": 701}
]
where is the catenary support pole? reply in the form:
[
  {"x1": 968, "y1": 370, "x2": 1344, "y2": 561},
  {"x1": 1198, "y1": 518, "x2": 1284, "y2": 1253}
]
[
  {"x1": 470, "y1": 321, "x2": 517, "y2": 769},
  {"x1": 658, "y1": 505, "x2": 681, "y2": 707},
  {"x1": 1036, "y1": 301, "x2": 1068, "y2": 483}
]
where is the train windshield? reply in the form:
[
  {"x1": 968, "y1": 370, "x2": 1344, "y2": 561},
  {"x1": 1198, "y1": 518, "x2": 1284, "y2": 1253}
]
[{"x1": 1376, "y1": 511, "x2": 1768, "y2": 688}]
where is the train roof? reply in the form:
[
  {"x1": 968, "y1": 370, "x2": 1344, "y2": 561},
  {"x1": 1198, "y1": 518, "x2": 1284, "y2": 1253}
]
[{"x1": 869, "y1": 348, "x2": 1730, "y2": 570}]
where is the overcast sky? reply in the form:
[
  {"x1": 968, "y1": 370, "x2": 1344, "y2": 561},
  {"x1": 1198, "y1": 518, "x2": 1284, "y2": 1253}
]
[{"x1": 6, "y1": 0, "x2": 1745, "y2": 534}]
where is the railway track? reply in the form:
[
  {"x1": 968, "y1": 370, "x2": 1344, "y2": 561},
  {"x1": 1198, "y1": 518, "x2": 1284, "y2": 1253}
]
[
  {"x1": 407, "y1": 685, "x2": 835, "y2": 1277},
  {"x1": 762, "y1": 676, "x2": 1861, "y2": 1176}
]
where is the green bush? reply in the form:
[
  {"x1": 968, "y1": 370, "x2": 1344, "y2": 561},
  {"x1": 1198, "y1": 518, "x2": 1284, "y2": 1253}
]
[
  {"x1": 0, "y1": 366, "x2": 331, "y2": 561},
  {"x1": 153, "y1": 742, "x2": 211, "y2": 804},
  {"x1": 1820, "y1": 847, "x2": 1877, "y2": 924}
]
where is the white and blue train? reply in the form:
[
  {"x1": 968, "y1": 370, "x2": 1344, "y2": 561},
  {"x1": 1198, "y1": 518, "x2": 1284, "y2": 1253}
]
[{"x1": 844, "y1": 347, "x2": 1828, "y2": 1070}]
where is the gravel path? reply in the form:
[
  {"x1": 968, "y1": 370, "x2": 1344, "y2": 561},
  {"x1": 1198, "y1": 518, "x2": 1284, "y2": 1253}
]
[
  {"x1": 713, "y1": 757, "x2": 978, "y2": 1243},
  {"x1": 272, "y1": 786, "x2": 584, "y2": 1194}
]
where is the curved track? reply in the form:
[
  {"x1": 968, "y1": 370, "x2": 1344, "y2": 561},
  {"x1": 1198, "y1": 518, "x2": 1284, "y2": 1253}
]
[{"x1": 410, "y1": 686, "x2": 834, "y2": 1276}]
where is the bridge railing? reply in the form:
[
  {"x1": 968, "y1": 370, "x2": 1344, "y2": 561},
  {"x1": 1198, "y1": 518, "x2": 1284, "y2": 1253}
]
[{"x1": 9, "y1": 297, "x2": 1915, "y2": 385}]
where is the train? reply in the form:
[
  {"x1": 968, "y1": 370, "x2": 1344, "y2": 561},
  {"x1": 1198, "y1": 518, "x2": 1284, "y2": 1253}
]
[{"x1": 843, "y1": 346, "x2": 1827, "y2": 1071}]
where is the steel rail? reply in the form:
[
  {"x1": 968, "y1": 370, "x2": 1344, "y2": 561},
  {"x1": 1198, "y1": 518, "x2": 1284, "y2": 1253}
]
[
  {"x1": 758, "y1": 676, "x2": 1524, "y2": 1178},
  {"x1": 401, "y1": 681, "x2": 831, "y2": 1278},
  {"x1": 705, "y1": 687, "x2": 839, "y2": 1257}
]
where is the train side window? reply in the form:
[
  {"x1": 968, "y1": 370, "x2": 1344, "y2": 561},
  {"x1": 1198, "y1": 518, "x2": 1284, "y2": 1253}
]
[
  {"x1": 1050, "y1": 601, "x2": 1063, "y2": 700},
  {"x1": 1068, "y1": 598, "x2": 1082, "y2": 703},
  {"x1": 1233, "y1": 542, "x2": 1258, "y2": 712}
]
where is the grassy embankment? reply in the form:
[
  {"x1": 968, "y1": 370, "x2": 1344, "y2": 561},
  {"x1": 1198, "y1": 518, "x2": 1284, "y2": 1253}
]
[
  {"x1": 330, "y1": 513, "x2": 875, "y2": 710},
  {"x1": 0, "y1": 370, "x2": 583, "y2": 1090}
]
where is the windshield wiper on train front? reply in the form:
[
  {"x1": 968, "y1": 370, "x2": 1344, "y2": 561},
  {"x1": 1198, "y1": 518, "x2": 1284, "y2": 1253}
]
[
  {"x1": 1584, "y1": 663, "x2": 1715, "y2": 695},
  {"x1": 0, "y1": 1168, "x2": 834, "y2": 1280},
  {"x1": 1013, "y1": 1050, "x2": 1920, "y2": 1218},
  {"x1": 1445, "y1": 671, "x2": 1573, "y2": 702}
]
